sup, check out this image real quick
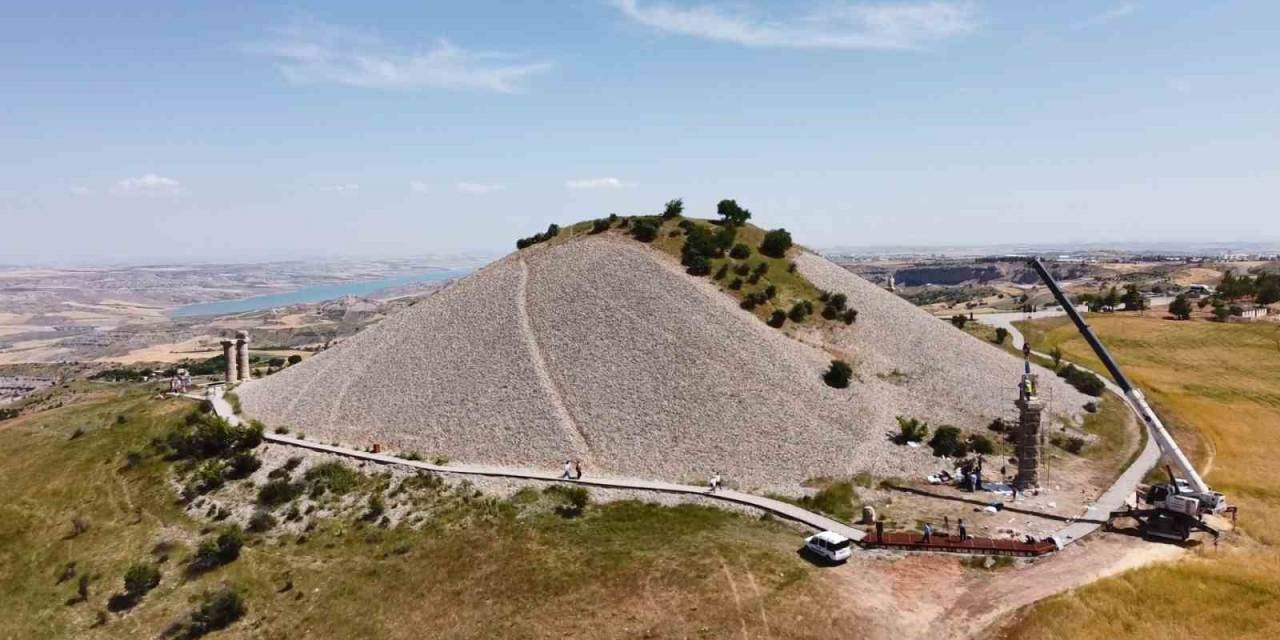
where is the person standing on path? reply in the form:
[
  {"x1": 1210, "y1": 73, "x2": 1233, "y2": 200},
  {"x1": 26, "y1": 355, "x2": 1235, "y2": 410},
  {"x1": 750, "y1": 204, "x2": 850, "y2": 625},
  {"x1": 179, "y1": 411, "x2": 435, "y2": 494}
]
[
  {"x1": 958, "y1": 519, "x2": 969, "y2": 543},
  {"x1": 1012, "y1": 485, "x2": 1019, "y2": 502},
  {"x1": 573, "y1": 459, "x2": 583, "y2": 480},
  {"x1": 875, "y1": 519, "x2": 885, "y2": 543},
  {"x1": 922, "y1": 523, "x2": 933, "y2": 545},
  {"x1": 708, "y1": 472, "x2": 722, "y2": 493},
  {"x1": 560, "y1": 460, "x2": 573, "y2": 480}
]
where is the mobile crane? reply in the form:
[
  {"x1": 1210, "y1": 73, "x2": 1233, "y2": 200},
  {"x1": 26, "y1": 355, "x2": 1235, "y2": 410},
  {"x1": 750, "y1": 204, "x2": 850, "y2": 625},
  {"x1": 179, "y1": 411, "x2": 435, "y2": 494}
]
[{"x1": 1028, "y1": 259, "x2": 1232, "y2": 542}]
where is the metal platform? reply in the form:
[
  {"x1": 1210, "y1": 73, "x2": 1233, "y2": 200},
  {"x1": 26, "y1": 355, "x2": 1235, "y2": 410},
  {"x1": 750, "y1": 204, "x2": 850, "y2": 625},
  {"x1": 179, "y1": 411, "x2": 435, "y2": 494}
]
[{"x1": 860, "y1": 530, "x2": 1058, "y2": 557}]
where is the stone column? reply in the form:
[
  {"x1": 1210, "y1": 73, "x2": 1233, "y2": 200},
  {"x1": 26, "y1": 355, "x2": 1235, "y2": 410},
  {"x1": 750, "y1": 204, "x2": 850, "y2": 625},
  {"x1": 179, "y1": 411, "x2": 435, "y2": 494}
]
[
  {"x1": 220, "y1": 340, "x2": 237, "y2": 383},
  {"x1": 235, "y1": 331, "x2": 250, "y2": 381},
  {"x1": 1014, "y1": 373, "x2": 1043, "y2": 490}
]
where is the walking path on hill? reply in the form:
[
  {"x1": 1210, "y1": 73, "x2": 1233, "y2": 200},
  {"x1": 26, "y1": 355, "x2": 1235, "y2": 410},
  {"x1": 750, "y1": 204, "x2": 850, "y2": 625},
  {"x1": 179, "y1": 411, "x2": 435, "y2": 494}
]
[
  {"x1": 261, "y1": 431, "x2": 865, "y2": 541},
  {"x1": 516, "y1": 257, "x2": 595, "y2": 462},
  {"x1": 198, "y1": 377, "x2": 1154, "y2": 551}
]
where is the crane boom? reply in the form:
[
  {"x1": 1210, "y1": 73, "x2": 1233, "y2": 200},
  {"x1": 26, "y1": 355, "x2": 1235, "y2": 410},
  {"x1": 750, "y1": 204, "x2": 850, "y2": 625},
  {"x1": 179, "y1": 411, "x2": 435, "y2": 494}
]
[{"x1": 1027, "y1": 259, "x2": 1216, "y2": 502}]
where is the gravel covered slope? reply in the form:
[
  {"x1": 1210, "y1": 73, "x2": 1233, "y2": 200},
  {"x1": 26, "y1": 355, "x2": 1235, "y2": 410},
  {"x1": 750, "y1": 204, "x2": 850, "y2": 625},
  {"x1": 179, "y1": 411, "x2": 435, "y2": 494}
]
[
  {"x1": 794, "y1": 250, "x2": 1089, "y2": 429},
  {"x1": 242, "y1": 235, "x2": 1085, "y2": 492},
  {"x1": 239, "y1": 257, "x2": 581, "y2": 468}
]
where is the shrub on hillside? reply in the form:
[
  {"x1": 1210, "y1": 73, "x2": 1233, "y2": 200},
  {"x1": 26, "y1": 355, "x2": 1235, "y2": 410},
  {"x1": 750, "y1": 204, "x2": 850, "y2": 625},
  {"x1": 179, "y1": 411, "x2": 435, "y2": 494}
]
[
  {"x1": 969, "y1": 434, "x2": 995, "y2": 455},
  {"x1": 994, "y1": 327, "x2": 1009, "y2": 344},
  {"x1": 729, "y1": 277, "x2": 744, "y2": 290},
  {"x1": 287, "y1": 354, "x2": 302, "y2": 365},
  {"x1": 713, "y1": 263, "x2": 728, "y2": 280},
  {"x1": 712, "y1": 226, "x2": 737, "y2": 253},
  {"x1": 545, "y1": 485, "x2": 590, "y2": 518},
  {"x1": 256, "y1": 479, "x2": 303, "y2": 507},
  {"x1": 950, "y1": 314, "x2": 968, "y2": 329},
  {"x1": 224, "y1": 451, "x2": 260, "y2": 480},
  {"x1": 747, "y1": 272, "x2": 761, "y2": 285},
  {"x1": 179, "y1": 586, "x2": 246, "y2": 638},
  {"x1": 841, "y1": 309, "x2": 858, "y2": 324},
  {"x1": 304, "y1": 461, "x2": 359, "y2": 496},
  {"x1": 764, "y1": 285, "x2": 777, "y2": 299},
  {"x1": 516, "y1": 223, "x2": 561, "y2": 250},
  {"x1": 590, "y1": 218, "x2": 612, "y2": 234},
  {"x1": 893, "y1": 416, "x2": 929, "y2": 445},
  {"x1": 797, "y1": 481, "x2": 857, "y2": 522},
  {"x1": 823, "y1": 360, "x2": 853, "y2": 389},
  {"x1": 123, "y1": 563, "x2": 161, "y2": 600},
  {"x1": 662, "y1": 198, "x2": 684, "y2": 219},
  {"x1": 1057, "y1": 364, "x2": 1105, "y2": 397},
  {"x1": 783, "y1": 302, "x2": 803, "y2": 322},
  {"x1": 682, "y1": 225, "x2": 717, "y2": 265},
  {"x1": 192, "y1": 459, "x2": 227, "y2": 494},
  {"x1": 928, "y1": 426, "x2": 967, "y2": 458},
  {"x1": 167, "y1": 412, "x2": 262, "y2": 461},
  {"x1": 733, "y1": 262, "x2": 751, "y2": 276},
  {"x1": 191, "y1": 527, "x2": 243, "y2": 572},
  {"x1": 729, "y1": 243, "x2": 751, "y2": 259},
  {"x1": 768, "y1": 311, "x2": 787, "y2": 328},
  {"x1": 631, "y1": 218, "x2": 660, "y2": 242},
  {"x1": 686, "y1": 254, "x2": 712, "y2": 277},
  {"x1": 760, "y1": 228, "x2": 793, "y2": 258},
  {"x1": 247, "y1": 510, "x2": 277, "y2": 533}
]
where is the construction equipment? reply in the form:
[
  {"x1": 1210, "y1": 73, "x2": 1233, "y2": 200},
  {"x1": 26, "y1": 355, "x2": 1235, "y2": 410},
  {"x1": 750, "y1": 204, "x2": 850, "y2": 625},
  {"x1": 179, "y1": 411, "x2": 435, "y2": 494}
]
[{"x1": 1027, "y1": 259, "x2": 1231, "y2": 542}]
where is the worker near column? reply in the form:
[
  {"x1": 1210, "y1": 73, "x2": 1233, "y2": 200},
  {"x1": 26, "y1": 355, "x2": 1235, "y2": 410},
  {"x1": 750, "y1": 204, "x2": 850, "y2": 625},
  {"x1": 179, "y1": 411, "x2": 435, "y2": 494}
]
[
  {"x1": 958, "y1": 519, "x2": 969, "y2": 543},
  {"x1": 922, "y1": 522, "x2": 933, "y2": 545}
]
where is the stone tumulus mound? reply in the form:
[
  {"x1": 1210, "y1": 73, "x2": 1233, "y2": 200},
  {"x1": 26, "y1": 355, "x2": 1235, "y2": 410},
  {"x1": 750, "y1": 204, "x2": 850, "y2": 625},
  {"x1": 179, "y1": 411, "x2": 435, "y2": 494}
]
[{"x1": 240, "y1": 234, "x2": 1086, "y2": 491}]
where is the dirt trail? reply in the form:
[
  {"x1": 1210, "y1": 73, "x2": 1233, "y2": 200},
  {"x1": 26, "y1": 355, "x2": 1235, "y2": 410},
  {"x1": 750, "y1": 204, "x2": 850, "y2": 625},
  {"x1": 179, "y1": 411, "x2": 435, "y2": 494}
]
[
  {"x1": 820, "y1": 535, "x2": 1185, "y2": 639},
  {"x1": 515, "y1": 258, "x2": 594, "y2": 462}
]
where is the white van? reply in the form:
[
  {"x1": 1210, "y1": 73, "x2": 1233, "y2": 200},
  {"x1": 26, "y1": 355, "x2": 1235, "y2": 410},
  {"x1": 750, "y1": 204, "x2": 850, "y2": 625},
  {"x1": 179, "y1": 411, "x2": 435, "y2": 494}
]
[{"x1": 804, "y1": 531, "x2": 853, "y2": 563}]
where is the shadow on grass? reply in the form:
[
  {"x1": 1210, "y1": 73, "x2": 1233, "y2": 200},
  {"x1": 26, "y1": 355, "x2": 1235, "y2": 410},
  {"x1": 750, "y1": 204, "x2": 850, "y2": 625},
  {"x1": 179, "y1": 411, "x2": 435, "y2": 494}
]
[{"x1": 795, "y1": 545, "x2": 846, "y2": 568}]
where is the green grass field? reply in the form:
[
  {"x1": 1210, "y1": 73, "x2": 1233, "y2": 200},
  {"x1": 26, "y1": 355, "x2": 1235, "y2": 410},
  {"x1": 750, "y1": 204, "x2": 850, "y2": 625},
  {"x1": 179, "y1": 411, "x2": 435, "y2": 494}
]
[
  {"x1": 0, "y1": 384, "x2": 858, "y2": 639},
  {"x1": 999, "y1": 313, "x2": 1280, "y2": 639}
]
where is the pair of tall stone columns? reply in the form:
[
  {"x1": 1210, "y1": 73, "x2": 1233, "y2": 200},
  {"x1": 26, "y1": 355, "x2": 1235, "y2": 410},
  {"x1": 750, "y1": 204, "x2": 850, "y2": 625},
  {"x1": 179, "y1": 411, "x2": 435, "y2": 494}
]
[{"x1": 221, "y1": 331, "x2": 251, "y2": 383}]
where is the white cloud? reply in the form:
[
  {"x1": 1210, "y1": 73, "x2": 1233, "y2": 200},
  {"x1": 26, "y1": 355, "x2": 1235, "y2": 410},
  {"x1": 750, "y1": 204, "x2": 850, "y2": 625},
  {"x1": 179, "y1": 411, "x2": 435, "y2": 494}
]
[
  {"x1": 409, "y1": 181, "x2": 431, "y2": 193},
  {"x1": 113, "y1": 174, "x2": 182, "y2": 196},
  {"x1": 611, "y1": 0, "x2": 976, "y2": 50},
  {"x1": 244, "y1": 20, "x2": 553, "y2": 93},
  {"x1": 566, "y1": 177, "x2": 637, "y2": 190},
  {"x1": 69, "y1": 186, "x2": 91, "y2": 196},
  {"x1": 1080, "y1": 3, "x2": 1139, "y2": 27},
  {"x1": 456, "y1": 182, "x2": 505, "y2": 194},
  {"x1": 320, "y1": 183, "x2": 360, "y2": 193},
  {"x1": 1168, "y1": 78, "x2": 1191, "y2": 94}
]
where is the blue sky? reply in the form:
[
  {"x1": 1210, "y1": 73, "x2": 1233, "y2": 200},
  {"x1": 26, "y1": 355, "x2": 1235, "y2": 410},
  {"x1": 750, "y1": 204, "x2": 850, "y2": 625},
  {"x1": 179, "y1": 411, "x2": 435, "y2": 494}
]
[{"x1": 3, "y1": 1, "x2": 1278, "y2": 264}]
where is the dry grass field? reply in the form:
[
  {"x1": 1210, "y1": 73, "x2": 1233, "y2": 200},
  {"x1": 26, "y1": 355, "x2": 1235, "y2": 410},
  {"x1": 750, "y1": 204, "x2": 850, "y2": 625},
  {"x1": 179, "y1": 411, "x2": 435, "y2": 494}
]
[
  {"x1": 0, "y1": 385, "x2": 867, "y2": 639},
  {"x1": 999, "y1": 314, "x2": 1280, "y2": 639}
]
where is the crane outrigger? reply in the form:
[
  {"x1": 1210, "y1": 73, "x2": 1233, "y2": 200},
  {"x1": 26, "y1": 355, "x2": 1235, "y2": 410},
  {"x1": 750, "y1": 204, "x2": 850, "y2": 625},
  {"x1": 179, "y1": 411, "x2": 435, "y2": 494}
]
[{"x1": 1028, "y1": 259, "x2": 1232, "y2": 542}]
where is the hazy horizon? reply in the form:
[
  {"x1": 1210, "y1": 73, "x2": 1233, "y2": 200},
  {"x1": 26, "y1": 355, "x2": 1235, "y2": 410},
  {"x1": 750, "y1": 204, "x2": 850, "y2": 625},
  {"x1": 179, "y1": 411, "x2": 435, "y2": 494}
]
[{"x1": 5, "y1": 2, "x2": 1279, "y2": 263}]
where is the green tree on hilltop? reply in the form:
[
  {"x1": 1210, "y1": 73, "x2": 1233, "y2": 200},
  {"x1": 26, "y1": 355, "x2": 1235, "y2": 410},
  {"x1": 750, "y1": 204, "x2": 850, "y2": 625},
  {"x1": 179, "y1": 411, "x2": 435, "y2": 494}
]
[{"x1": 716, "y1": 199, "x2": 751, "y2": 226}]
